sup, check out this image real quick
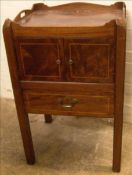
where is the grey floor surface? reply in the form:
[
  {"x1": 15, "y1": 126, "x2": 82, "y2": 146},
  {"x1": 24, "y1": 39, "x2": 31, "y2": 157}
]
[{"x1": 0, "y1": 98, "x2": 132, "y2": 175}]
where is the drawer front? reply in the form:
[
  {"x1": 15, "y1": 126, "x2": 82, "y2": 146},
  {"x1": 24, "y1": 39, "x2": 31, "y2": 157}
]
[
  {"x1": 22, "y1": 82, "x2": 114, "y2": 117},
  {"x1": 64, "y1": 38, "x2": 115, "y2": 83},
  {"x1": 24, "y1": 93, "x2": 114, "y2": 116},
  {"x1": 15, "y1": 38, "x2": 64, "y2": 81}
]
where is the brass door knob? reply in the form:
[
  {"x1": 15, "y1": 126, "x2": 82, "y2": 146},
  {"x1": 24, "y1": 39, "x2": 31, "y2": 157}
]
[
  {"x1": 69, "y1": 59, "x2": 73, "y2": 65},
  {"x1": 56, "y1": 59, "x2": 61, "y2": 64}
]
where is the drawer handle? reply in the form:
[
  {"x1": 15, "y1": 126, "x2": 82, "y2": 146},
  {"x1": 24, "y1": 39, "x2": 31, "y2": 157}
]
[{"x1": 58, "y1": 96, "x2": 79, "y2": 108}]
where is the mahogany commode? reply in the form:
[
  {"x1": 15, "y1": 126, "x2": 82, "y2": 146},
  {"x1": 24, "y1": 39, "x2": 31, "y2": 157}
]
[{"x1": 3, "y1": 2, "x2": 126, "y2": 172}]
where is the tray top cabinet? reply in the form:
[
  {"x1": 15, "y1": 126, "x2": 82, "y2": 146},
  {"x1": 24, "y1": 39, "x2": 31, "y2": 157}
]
[{"x1": 3, "y1": 2, "x2": 126, "y2": 172}]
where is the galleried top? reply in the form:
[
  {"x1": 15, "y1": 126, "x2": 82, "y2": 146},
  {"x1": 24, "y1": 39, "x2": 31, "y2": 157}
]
[{"x1": 14, "y1": 2, "x2": 126, "y2": 27}]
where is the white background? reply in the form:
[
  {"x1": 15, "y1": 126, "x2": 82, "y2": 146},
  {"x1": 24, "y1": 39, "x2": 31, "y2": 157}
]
[{"x1": 1, "y1": 0, "x2": 132, "y2": 123}]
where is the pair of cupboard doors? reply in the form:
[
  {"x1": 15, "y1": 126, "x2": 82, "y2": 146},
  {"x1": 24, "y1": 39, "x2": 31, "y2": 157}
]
[{"x1": 16, "y1": 37, "x2": 115, "y2": 83}]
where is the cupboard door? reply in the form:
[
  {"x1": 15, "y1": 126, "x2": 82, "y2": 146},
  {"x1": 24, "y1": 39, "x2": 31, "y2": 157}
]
[
  {"x1": 15, "y1": 38, "x2": 64, "y2": 81},
  {"x1": 64, "y1": 39, "x2": 115, "y2": 83}
]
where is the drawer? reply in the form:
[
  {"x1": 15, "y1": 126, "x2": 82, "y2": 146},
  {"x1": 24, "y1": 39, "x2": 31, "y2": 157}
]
[
  {"x1": 22, "y1": 82, "x2": 114, "y2": 117},
  {"x1": 24, "y1": 93, "x2": 114, "y2": 117}
]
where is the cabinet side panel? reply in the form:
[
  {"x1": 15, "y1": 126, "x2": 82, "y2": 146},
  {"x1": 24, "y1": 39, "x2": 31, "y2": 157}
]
[{"x1": 113, "y1": 22, "x2": 126, "y2": 172}]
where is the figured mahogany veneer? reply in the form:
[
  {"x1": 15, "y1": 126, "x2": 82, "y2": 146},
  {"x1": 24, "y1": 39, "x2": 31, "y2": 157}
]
[
  {"x1": 65, "y1": 39, "x2": 115, "y2": 82},
  {"x1": 15, "y1": 38, "x2": 115, "y2": 82},
  {"x1": 3, "y1": 2, "x2": 126, "y2": 173},
  {"x1": 16, "y1": 39, "x2": 63, "y2": 81}
]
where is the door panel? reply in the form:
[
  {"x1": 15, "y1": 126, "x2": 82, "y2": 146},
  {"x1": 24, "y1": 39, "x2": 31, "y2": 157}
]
[
  {"x1": 65, "y1": 39, "x2": 115, "y2": 83},
  {"x1": 15, "y1": 38, "x2": 64, "y2": 81}
]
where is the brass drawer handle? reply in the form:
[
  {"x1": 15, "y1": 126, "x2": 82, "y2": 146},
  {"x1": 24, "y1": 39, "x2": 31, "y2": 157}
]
[
  {"x1": 58, "y1": 96, "x2": 79, "y2": 108},
  {"x1": 62, "y1": 104, "x2": 73, "y2": 108}
]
